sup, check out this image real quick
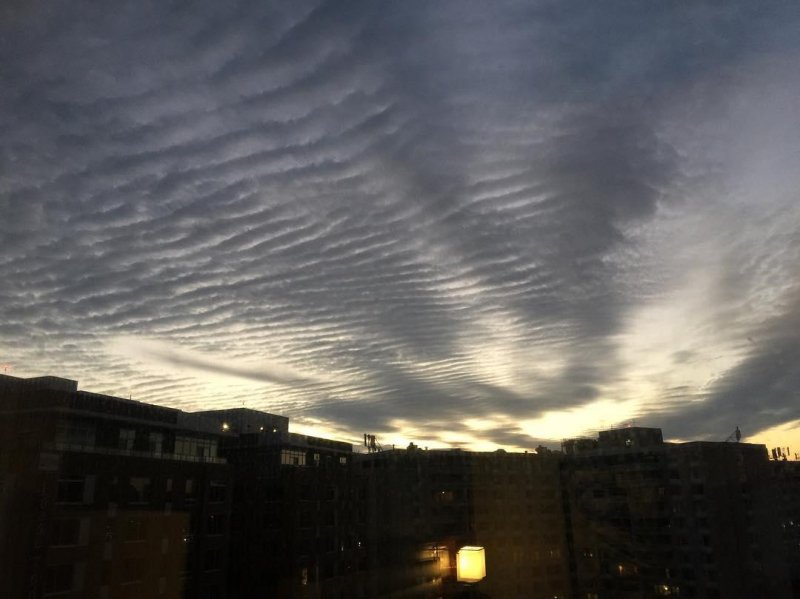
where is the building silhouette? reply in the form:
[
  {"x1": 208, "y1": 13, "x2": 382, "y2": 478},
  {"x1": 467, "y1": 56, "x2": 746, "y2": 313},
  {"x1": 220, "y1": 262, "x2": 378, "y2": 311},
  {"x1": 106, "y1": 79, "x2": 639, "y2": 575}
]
[
  {"x1": 355, "y1": 446, "x2": 570, "y2": 598},
  {"x1": 195, "y1": 408, "x2": 366, "y2": 598},
  {"x1": 771, "y1": 459, "x2": 800, "y2": 598},
  {"x1": 562, "y1": 427, "x2": 791, "y2": 599},
  {"x1": 1, "y1": 374, "x2": 796, "y2": 598},
  {"x1": 0, "y1": 374, "x2": 231, "y2": 599}
]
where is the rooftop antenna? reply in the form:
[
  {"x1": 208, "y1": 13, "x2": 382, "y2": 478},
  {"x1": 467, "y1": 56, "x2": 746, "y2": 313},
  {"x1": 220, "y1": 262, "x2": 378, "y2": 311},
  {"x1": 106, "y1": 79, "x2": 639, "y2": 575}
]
[
  {"x1": 364, "y1": 433, "x2": 381, "y2": 453},
  {"x1": 724, "y1": 426, "x2": 741, "y2": 442}
]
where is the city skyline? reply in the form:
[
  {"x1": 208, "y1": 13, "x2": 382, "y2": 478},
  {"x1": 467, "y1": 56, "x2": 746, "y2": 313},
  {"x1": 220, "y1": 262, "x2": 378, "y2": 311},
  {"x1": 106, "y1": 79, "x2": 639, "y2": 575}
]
[{"x1": 2, "y1": 1, "x2": 800, "y2": 451}]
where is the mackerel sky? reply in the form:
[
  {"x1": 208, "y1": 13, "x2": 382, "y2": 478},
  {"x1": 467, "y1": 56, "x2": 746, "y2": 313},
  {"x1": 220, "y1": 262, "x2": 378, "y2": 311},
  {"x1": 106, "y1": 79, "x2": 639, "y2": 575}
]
[{"x1": 2, "y1": 0, "x2": 800, "y2": 450}]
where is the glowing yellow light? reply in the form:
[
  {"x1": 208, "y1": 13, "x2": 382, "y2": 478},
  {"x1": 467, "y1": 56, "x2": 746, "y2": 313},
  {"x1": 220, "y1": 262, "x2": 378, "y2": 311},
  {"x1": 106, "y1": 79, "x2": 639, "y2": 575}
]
[
  {"x1": 457, "y1": 546, "x2": 486, "y2": 583},
  {"x1": 221, "y1": 422, "x2": 230, "y2": 431}
]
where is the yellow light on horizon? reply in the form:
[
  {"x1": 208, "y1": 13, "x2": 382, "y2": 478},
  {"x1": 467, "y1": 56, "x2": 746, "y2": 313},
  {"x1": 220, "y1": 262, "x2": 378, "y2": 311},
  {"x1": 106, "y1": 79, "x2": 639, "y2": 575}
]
[{"x1": 457, "y1": 546, "x2": 486, "y2": 583}]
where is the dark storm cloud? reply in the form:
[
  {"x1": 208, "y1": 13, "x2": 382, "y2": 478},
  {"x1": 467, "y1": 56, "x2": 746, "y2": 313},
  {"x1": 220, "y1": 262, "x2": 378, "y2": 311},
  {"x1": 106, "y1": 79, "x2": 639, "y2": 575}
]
[{"x1": 2, "y1": 0, "x2": 800, "y2": 444}]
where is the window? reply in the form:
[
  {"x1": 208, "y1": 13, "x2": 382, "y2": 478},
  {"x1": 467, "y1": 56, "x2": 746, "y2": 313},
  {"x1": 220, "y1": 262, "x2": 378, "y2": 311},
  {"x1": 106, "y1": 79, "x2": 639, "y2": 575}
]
[
  {"x1": 174, "y1": 435, "x2": 218, "y2": 460},
  {"x1": 434, "y1": 490, "x2": 455, "y2": 504},
  {"x1": 44, "y1": 564, "x2": 74, "y2": 595},
  {"x1": 339, "y1": 456, "x2": 347, "y2": 465},
  {"x1": 55, "y1": 420, "x2": 95, "y2": 448},
  {"x1": 204, "y1": 547, "x2": 223, "y2": 572},
  {"x1": 207, "y1": 513, "x2": 226, "y2": 536},
  {"x1": 147, "y1": 431, "x2": 163, "y2": 454},
  {"x1": 209, "y1": 482, "x2": 226, "y2": 504},
  {"x1": 118, "y1": 428, "x2": 136, "y2": 451},
  {"x1": 185, "y1": 478, "x2": 197, "y2": 503},
  {"x1": 280, "y1": 449, "x2": 306, "y2": 466},
  {"x1": 50, "y1": 519, "x2": 82, "y2": 546},
  {"x1": 56, "y1": 477, "x2": 86, "y2": 504},
  {"x1": 122, "y1": 557, "x2": 145, "y2": 583},
  {"x1": 124, "y1": 518, "x2": 146, "y2": 542},
  {"x1": 128, "y1": 477, "x2": 152, "y2": 504}
]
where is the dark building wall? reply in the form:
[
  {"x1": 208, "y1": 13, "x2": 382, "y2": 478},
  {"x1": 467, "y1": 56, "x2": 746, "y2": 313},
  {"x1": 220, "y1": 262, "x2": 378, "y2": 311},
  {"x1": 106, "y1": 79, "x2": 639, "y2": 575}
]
[
  {"x1": 469, "y1": 450, "x2": 571, "y2": 599},
  {"x1": 4, "y1": 375, "x2": 799, "y2": 599},
  {"x1": 356, "y1": 447, "x2": 572, "y2": 599},
  {"x1": 357, "y1": 448, "x2": 472, "y2": 599},
  {"x1": 208, "y1": 425, "x2": 365, "y2": 599},
  {"x1": 772, "y1": 460, "x2": 800, "y2": 598},
  {"x1": 562, "y1": 429, "x2": 792, "y2": 599},
  {"x1": 0, "y1": 374, "x2": 232, "y2": 599},
  {"x1": 562, "y1": 440, "x2": 675, "y2": 599},
  {"x1": 668, "y1": 442, "x2": 790, "y2": 599}
]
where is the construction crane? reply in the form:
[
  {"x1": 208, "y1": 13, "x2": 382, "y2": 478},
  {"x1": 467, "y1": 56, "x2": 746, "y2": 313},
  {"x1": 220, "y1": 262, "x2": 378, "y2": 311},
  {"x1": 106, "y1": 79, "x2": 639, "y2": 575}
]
[{"x1": 724, "y1": 426, "x2": 741, "y2": 442}]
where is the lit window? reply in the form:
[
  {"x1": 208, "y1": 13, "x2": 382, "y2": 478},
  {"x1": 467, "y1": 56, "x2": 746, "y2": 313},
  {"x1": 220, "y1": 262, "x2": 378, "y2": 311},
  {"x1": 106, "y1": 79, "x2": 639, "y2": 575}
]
[
  {"x1": 456, "y1": 546, "x2": 486, "y2": 583},
  {"x1": 280, "y1": 450, "x2": 306, "y2": 466},
  {"x1": 174, "y1": 436, "x2": 217, "y2": 460}
]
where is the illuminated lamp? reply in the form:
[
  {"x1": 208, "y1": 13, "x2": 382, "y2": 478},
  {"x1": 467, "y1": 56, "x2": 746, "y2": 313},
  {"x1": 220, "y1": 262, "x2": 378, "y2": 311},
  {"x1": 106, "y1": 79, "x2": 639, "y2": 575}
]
[{"x1": 456, "y1": 546, "x2": 486, "y2": 583}]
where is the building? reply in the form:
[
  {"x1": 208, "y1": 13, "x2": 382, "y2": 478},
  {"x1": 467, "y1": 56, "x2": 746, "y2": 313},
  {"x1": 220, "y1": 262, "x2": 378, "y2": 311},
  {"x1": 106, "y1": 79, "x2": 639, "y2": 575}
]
[
  {"x1": 0, "y1": 374, "x2": 232, "y2": 599},
  {"x1": 355, "y1": 445, "x2": 572, "y2": 598},
  {"x1": 469, "y1": 448, "x2": 571, "y2": 599},
  {"x1": 195, "y1": 408, "x2": 367, "y2": 599},
  {"x1": 562, "y1": 427, "x2": 792, "y2": 599},
  {"x1": 357, "y1": 447, "x2": 472, "y2": 598},
  {"x1": 3, "y1": 373, "x2": 797, "y2": 599},
  {"x1": 771, "y1": 458, "x2": 800, "y2": 598}
]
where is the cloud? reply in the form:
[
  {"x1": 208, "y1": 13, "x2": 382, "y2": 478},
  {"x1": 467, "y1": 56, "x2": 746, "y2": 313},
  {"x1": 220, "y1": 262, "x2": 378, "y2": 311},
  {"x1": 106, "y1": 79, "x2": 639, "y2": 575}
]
[
  {"x1": 652, "y1": 285, "x2": 800, "y2": 440},
  {"x1": 1, "y1": 0, "x2": 800, "y2": 446},
  {"x1": 109, "y1": 336, "x2": 320, "y2": 387}
]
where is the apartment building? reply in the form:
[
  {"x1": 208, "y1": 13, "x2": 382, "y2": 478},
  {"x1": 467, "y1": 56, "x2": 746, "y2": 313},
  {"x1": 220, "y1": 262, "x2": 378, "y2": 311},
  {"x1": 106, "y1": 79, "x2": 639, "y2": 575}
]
[
  {"x1": 562, "y1": 427, "x2": 791, "y2": 599},
  {"x1": 0, "y1": 374, "x2": 232, "y2": 599},
  {"x1": 356, "y1": 445, "x2": 572, "y2": 598},
  {"x1": 2, "y1": 373, "x2": 796, "y2": 599},
  {"x1": 771, "y1": 459, "x2": 800, "y2": 598},
  {"x1": 196, "y1": 408, "x2": 366, "y2": 599}
]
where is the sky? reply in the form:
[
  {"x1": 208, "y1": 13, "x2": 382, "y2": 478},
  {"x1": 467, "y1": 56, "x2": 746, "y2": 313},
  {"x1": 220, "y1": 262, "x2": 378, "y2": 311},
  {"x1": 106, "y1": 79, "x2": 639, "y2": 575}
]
[{"x1": 1, "y1": 0, "x2": 799, "y2": 452}]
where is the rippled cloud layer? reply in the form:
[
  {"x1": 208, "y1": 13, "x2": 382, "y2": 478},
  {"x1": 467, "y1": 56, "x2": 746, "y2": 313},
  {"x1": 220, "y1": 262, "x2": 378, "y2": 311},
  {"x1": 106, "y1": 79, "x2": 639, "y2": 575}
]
[{"x1": 2, "y1": 0, "x2": 799, "y2": 448}]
